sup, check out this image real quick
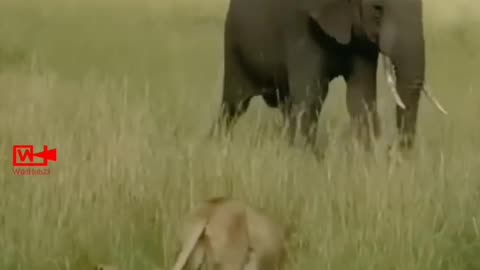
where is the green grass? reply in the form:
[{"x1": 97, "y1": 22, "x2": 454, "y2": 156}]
[{"x1": 0, "y1": 0, "x2": 480, "y2": 269}]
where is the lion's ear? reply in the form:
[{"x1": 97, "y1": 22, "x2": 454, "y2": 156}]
[{"x1": 307, "y1": 0, "x2": 353, "y2": 44}]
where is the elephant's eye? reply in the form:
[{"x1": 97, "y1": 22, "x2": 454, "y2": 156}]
[{"x1": 372, "y1": 4, "x2": 383, "y2": 14}]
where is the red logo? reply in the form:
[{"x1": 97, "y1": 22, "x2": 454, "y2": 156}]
[
  {"x1": 13, "y1": 145, "x2": 58, "y2": 166},
  {"x1": 13, "y1": 145, "x2": 58, "y2": 176}
]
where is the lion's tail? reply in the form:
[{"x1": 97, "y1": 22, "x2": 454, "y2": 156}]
[{"x1": 171, "y1": 218, "x2": 208, "y2": 270}]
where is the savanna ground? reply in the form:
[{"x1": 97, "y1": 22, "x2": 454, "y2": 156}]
[{"x1": 0, "y1": 0, "x2": 479, "y2": 269}]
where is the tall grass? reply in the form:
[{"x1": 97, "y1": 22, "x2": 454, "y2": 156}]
[{"x1": 0, "y1": 0, "x2": 479, "y2": 270}]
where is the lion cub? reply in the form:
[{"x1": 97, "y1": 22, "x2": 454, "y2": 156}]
[{"x1": 171, "y1": 197, "x2": 287, "y2": 270}]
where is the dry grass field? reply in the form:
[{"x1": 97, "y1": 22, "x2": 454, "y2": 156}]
[{"x1": 0, "y1": 0, "x2": 479, "y2": 269}]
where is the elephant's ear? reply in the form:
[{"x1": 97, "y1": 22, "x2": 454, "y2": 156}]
[{"x1": 307, "y1": 0, "x2": 353, "y2": 45}]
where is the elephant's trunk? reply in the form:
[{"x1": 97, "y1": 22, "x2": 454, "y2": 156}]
[
  {"x1": 380, "y1": 0, "x2": 425, "y2": 149},
  {"x1": 391, "y1": 43, "x2": 424, "y2": 149}
]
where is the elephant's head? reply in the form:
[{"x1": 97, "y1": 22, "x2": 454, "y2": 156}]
[{"x1": 306, "y1": 0, "x2": 429, "y2": 148}]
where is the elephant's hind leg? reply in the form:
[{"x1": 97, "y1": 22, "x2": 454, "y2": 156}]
[
  {"x1": 210, "y1": 50, "x2": 259, "y2": 138},
  {"x1": 261, "y1": 86, "x2": 291, "y2": 121}
]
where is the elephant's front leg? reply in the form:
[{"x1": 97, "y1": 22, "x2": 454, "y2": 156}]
[
  {"x1": 285, "y1": 39, "x2": 329, "y2": 152},
  {"x1": 345, "y1": 52, "x2": 380, "y2": 150}
]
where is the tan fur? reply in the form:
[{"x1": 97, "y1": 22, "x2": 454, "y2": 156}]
[{"x1": 171, "y1": 197, "x2": 287, "y2": 270}]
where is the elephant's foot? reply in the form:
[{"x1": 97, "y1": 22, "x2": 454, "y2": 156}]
[
  {"x1": 342, "y1": 122, "x2": 380, "y2": 154},
  {"x1": 207, "y1": 120, "x2": 235, "y2": 143},
  {"x1": 282, "y1": 118, "x2": 327, "y2": 162},
  {"x1": 386, "y1": 141, "x2": 415, "y2": 169},
  {"x1": 208, "y1": 99, "x2": 251, "y2": 141}
]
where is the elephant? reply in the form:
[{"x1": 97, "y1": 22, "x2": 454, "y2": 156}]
[{"x1": 212, "y1": 0, "x2": 446, "y2": 154}]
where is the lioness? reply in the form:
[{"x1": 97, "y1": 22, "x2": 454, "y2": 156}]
[{"x1": 171, "y1": 197, "x2": 287, "y2": 270}]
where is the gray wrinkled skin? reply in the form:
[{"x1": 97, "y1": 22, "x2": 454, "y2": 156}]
[{"x1": 212, "y1": 0, "x2": 425, "y2": 155}]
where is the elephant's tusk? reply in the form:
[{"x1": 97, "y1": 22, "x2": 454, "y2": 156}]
[
  {"x1": 382, "y1": 55, "x2": 448, "y2": 115},
  {"x1": 422, "y1": 84, "x2": 449, "y2": 115},
  {"x1": 382, "y1": 56, "x2": 406, "y2": 109}
]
